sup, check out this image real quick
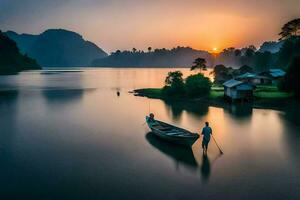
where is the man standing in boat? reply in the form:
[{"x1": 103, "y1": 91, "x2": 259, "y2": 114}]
[{"x1": 201, "y1": 122, "x2": 212, "y2": 155}]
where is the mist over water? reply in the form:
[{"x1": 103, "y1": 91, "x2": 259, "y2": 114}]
[{"x1": 0, "y1": 68, "x2": 299, "y2": 199}]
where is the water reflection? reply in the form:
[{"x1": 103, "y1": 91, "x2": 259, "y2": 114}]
[
  {"x1": 223, "y1": 103, "x2": 253, "y2": 119},
  {"x1": 279, "y1": 101, "x2": 300, "y2": 126},
  {"x1": 145, "y1": 132, "x2": 198, "y2": 171},
  {"x1": 164, "y1": 98, "x2": 253, "y2": 123},
  {"x1": 279, "y1": 103, "x2": 300, "y2": 165},
  {"x1": 0, "y1": 69, "x2": 299, "y2": 199},
  {"x1": 163, "y1": 100, "x2": 209, "y2": 122},
  {"x1": 42, "y1": 88, "x2": 93, "y2": 104},
  {"x1": 200, "y1": 153, "x2": 222, "y2": 183},
  {"x1": 146, "y1": 132, "x2": 223, "y2": 183},
  {"x1": 200, "y1": 155, "x2": 211, "y2": 183},
  {"x1": 0, "y1": 90, "x2": 19, "y2": 156},
  {"x1": 0, "y1": 90, "x2": 19, "y2": 104}
]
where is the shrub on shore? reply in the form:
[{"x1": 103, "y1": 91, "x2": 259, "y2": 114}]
[
  {"x1": 185, "y1": 73, "x2": 212, "y2": 97},
  {"x1": 162, "y1": 71, "x2": 212, "y2": 98},
  {"x1": 162, "y1": 71, "x2": 185, "y2": 97}
]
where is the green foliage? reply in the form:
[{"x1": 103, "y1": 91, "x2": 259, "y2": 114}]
[
  {"x1": 209, "y1": 90, "x2": 224, "y2": 99},
  {"x1": 279, "y1": 18, "x2": 300, "y2": 40},
  {"x1": 162, "y1": 71, "x2": 212, "y2": 98},
  {"x1": 212, "y1": 64, "x2": 232, "y2": 84},
  {"x1": 163, "y1": 71, "x2": 185, "y2": 96},
  {"x1": 185, "y1": 73, "x2": 212, "y2": 97},
  {"x1": 280, "y1": 56, "x2": 300, "y2": 97},
  {"x1": 191, "y1": 58, "x2": 207, "y2": 71},
  {"x1": 165, "y1": 71, "x2": 183, "y2": 86},
  {"x1": 0, "y1": 31, "x2": 40, "y2": 74},
  {"x1": 134, "y1": 88, "x2": 162, "y2": 99},
  {"x1": 254, "y1": 51, "x2": 274, "y2": 71},
  {"x1": 277, "y1": 36, "x2": 300, "y2": 68},
  {"x1": 239, "y1": 65, "x2": 253, "y2": 74},
  {"x1": 254, "y1": 85, "x2": 292, "y2": 98},
  {"x1": 212, "y1": 64, "x2": 254, "y2": 84}
]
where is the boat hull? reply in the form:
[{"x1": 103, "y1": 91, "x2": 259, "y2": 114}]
[
  {"x1": 150, "y1": 129, "x2": 198, "y2": 146},
  {"x1": 146, "y1": 116, "x2": 199, "y2": 146}
]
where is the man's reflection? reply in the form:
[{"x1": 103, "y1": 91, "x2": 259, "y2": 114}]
[
  {"x1": 199, "y1": 153, "x2": 222, "y2": 183},
  {"x1": 200, "y1": 154, "x2": 211, "y2": 183}
]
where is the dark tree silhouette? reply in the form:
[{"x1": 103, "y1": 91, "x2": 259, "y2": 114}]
[
  {"x1": 212, "y1": 64, "x2": 232, "y2": 84},
  {"x1": 165, "y1": 71, "x2": 184, "y2": 86},
  {"x1": 254, "y1": 51, "x2": 273, "y2": 71},
  {"x1": 148, "y1": 47, "x2": 152, "y2": 52},
  {"x1": 248, "y1": 45, "x2": 257, "y2": 51},
  {"x1": 191, "y1": 58, "x2": 207, "y2": 72},
  {"x1": 93, "y1": 46, "x2": 212, "y2": 68},
  {"x1": 278, "y1": 36, "x2": 300, "y2": 67},
  {"x1": 280, "y1": 56, "x2": 300, "y2": 97},
  {"x1": 239, "y1": 65, "x2": 253, "y2": 74},
  {"x1": 132, "y1": 48, "x2": 137, "y2": 53},
  {"x1": 234, "y1": 49, "x2": 241, "y2": 57},
  {"x1": 163, "y1": 71, "x2": 185, "y2": 96},
  {"x1": 185, "y1": 73, "x2": 211, "y2": 97},
  {"x1": 279, "y1": 18, "x2": 300, "y2": 40},
  {"x1": 0, "y1": 30, "x2": 40, "y2": 74},
  {"x1": 245, "y1": 48, "x2": 255, "y2": 57}
]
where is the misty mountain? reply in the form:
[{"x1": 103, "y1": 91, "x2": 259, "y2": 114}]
[
  {"x1": 0, "y1": 31, "x2": 40, "y2": 74},
  {"x1": 92, "y1": 47, "x2": 213, "y2": 68},
  {"x1": 258, "y1": 41, "x2": 283, "y2": 53},
  {"x1": 5, "y1": 29, "x2": 108, "y2": 67}
]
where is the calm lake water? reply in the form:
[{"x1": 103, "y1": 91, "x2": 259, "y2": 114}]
[{"x1": 0, "y1": 68, "x2": 299, "y2": 199}]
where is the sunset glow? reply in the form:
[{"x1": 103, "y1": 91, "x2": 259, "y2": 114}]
[{"x1": 1, "y1": 0, "x2": 300, "y2": 52}]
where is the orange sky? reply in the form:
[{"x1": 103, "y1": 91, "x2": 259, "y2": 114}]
[{"x1": 1, "y1": 0, "x2": 300, "y2": 53}]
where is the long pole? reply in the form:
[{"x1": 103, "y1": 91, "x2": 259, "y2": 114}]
[{"x1": 212, "y1": 135, "x2": 223, "y2": 154}]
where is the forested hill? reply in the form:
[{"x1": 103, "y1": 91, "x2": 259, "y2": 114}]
[
  {"x1": 0, "y1": 31, "x2": 40, "y2": 75},
  {"x1": 5, "y1": 29, "x2": 108, "y2": 67},
  {"x1": 92, "y1": 47, "x2": 213, "y2": 67}
]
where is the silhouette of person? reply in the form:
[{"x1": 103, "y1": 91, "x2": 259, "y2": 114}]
[{"x1": 201, "y1": 122, "x2": 212, "y2": 155}]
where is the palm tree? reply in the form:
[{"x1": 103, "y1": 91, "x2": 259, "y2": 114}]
[
  {"x1": 191, "y1": 58, "x2": 207, "y2": 73},
  {"x1": 279, "y1": 18, "x2": 300, "y2": 40},
  {"x1": 148, "y1": 47, "x2": 152, "y2": 52},
  {"x1": 132, "y1": 48, "x2": 137, "y2": 53}
]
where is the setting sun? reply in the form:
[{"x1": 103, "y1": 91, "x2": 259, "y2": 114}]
[{"x1": 212, "y1": 47, "x2": 218, "y2": 52}]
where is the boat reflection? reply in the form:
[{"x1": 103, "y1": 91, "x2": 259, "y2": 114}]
[
  {"x1": 146, "y1": 132, "x2": 198, "y2": 171},
  {"x1": 146, "y1": 132, "x2": 223, "y2": 183}
]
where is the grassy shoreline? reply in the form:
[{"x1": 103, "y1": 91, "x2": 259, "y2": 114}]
[{"x1": 133, "y1": 85, "x2": 294, "y2": 110}]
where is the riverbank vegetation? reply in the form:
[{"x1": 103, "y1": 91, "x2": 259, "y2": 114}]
[
  {"x1": 160, "y1": 64, "x2": 212, "y2": 99},
  {"x1": 135, "y1": 85, "x2": 292, "y2": 100}
]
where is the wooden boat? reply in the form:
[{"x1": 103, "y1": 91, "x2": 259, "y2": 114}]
[{"x1": 146, "y1": 116, "x2": 199, "y2": 146}]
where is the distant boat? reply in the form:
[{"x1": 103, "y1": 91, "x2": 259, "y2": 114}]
[{"x1": 146, "y1": 116, "x2": 199, "y2": 146}]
